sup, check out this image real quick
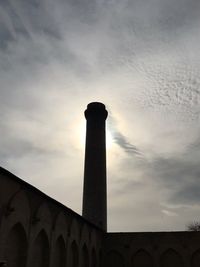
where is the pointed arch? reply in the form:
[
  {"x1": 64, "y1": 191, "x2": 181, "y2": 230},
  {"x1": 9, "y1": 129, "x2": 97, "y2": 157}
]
[
  {"x1": 69, "y1": 240, "x2": 79, "y2": 267},
  {"x1": 70, "y1": 218, "x2": 80, "y2": 240},
  {"x1": 35, "y1": 202, "x2": 52, "y2": 225},
  {"x1": 54, "y1": 212, "x2": 68, "y2": 235},
  {"x1": 52, "y1": 235, "x2": 66, "y2": 267},
  {"x1": 160, "y1": 248, "x2": 183, "y2": 267},
  {"x1": 8, "y1": 189, "x2": 30, "y2": 212},
  {"x1": 4, "y1": 223, "x2": 27, "y2": 267},
  {"x1": 132, "y1": 249, "x2": 153, "y2": 267},
  {"x1": 81, "y1": 244, "x2": 89, "y2": 267},
  {"x1": 104, "y1": 250, "x2": 125, "y2": 267},
  {"x1": 31, "y1": 229, "x2": 49, "y2": 267},
  {"x1": 191, "y1": 249, "x2": 200, "y2": 267},
  {"x1": 7, "y1": 190, "x2": 30, "y2": 230},
  {"x1": 81, "y1": 224, "x2": 90, "y2": 245}
]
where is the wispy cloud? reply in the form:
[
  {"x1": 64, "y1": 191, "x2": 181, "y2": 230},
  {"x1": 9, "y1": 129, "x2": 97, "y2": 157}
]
[
  {"x1": 108, "y1": 114, "x2": 143, "y2": 157},
  {"x1": 1, "y1": 0, "x2": 200, "y2": 231}
]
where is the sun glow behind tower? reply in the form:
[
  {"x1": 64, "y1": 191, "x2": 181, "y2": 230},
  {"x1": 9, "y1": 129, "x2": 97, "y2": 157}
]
[
  {"x1": 78, "y1": 117, "x2": 114, "y2": 150},
  {"x1": 106, "y1": 130, "x2": 114, "y2": 149}
]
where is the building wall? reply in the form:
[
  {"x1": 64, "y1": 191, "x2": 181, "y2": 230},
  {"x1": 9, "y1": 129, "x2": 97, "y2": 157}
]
[
  {"x1": 0, "y1": 168, "x2": 103, "y2": 267},
  {"x1": 1, "y1": 167, "x2": 200, "y2": 267},
  {"x1": 103, "y1": 232, "x2": 200, "y2": 267}
]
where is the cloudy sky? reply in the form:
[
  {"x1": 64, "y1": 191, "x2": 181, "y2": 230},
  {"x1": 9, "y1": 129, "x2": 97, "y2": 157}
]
[{"x1": 1, "y1": 0, "x2": 200, "y2": 232}]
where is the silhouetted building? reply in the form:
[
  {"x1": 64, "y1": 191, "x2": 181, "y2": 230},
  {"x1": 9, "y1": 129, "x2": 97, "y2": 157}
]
[{"x1": 0, "y1": 102, "x2": 200, "y2": 267}]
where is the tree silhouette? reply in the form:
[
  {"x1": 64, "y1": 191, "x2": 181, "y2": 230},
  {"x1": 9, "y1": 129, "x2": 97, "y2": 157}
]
[{"x1": 187, "y1": 221, "x2": 200, "y2": 231}]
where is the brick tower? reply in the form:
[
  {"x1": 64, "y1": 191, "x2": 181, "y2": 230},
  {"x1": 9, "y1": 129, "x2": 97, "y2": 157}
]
[{"x1": 82, "y1": 102, "x2": 108, "y2": 231}]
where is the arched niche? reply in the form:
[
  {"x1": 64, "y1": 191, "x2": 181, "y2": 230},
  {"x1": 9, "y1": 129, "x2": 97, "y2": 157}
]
[
  {"x1": 160, "y1": 248, "x2": 183, "y2": 267},
  {"x1": 191, "y1": 249, "x2": 200, "y2": 267},
  {"x1": 35, "y1": 202, "x2": 52, "y2": 225},
  {"x1": 81, "y1": 244, "x2": 89, "y2": 267},
  {"x1": 33, "y1": 202, "x2": 52, "y2": 239},
  {"x1": 4, "y1": 222, "x2": 27, "y2": 267},
  {"x1": 52, "y1": 235, "x2": 66, "y2": 267},
  {"x1": 54, "y1": 212, "x2": 68, "y2": 237},
  {"x1": 132, "y1": 249, "x2": 153, "y2": 267},
  {"x1": 31, "y1": 229, "x2": 50, "y2": 267},
  {"x1": 6, "y1": 190, "x2": 30, "y2": 230},
  {"x1": 104, "y1": 250, "x2": 125, "y2": 267},
  {"x1": 70, "y1": 218, "x2": 80, "y2": 241},
  {"x1": 80, "y1": 224, "x2": 90, "y2": 245},
  {"x1": 91, "y1": 248, "x2": 97, "y2": 267},
  {"x1": 69, "y1": 240, "x2": 79, "y2": 267}
]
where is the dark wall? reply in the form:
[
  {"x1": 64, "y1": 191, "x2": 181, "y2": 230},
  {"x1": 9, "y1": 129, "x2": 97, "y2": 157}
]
[
  {"x1": 0, "y1": 168, "x2": 103, "y2": 267},
  {"x1": 103, "y1": 232, "x2": 200, "y2": 267},
  {"x1": 1, "y1": 167, "x2": 200, "y2": 267}
]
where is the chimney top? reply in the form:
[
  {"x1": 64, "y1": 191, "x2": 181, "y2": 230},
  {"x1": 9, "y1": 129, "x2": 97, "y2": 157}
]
[{"x1": 85, "y1": 102, "x2": 108, "y2": 120}]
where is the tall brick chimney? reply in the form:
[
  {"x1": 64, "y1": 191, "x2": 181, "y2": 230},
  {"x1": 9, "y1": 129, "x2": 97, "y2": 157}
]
[{"x1": 82, "y1": 102, "x2": 108, "y2": 231}]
